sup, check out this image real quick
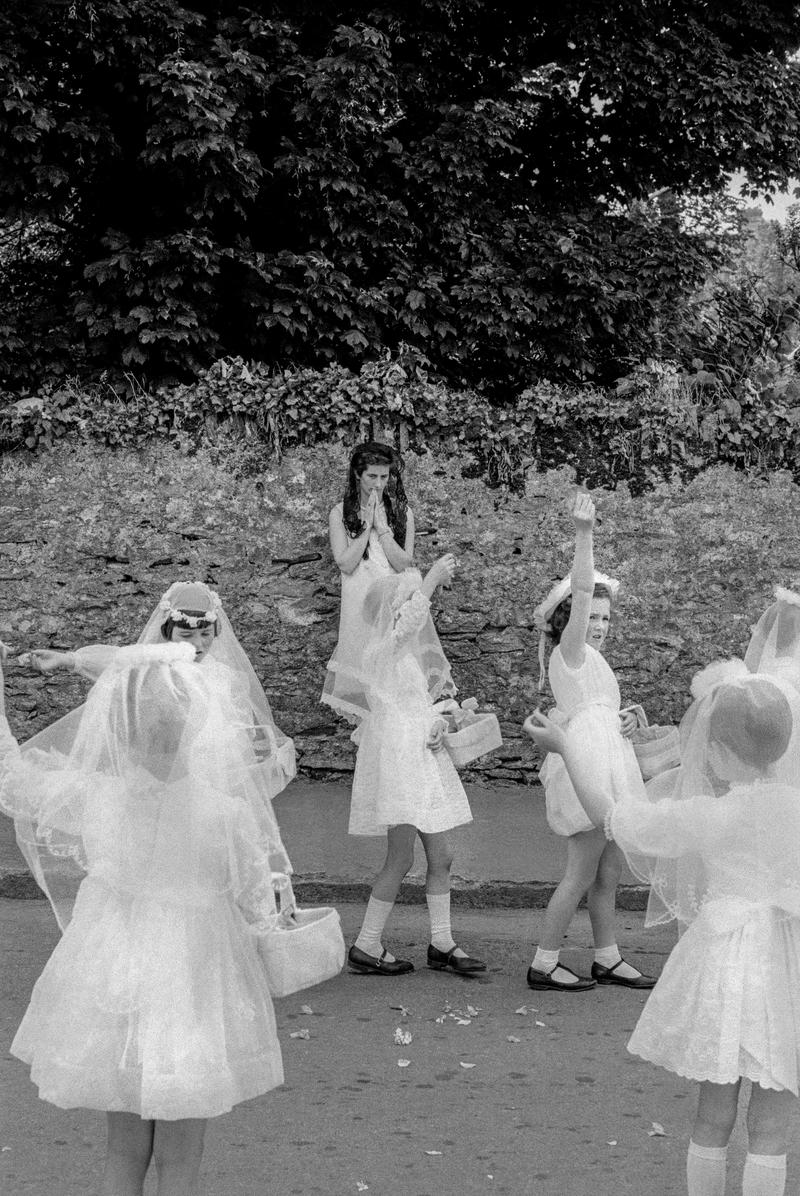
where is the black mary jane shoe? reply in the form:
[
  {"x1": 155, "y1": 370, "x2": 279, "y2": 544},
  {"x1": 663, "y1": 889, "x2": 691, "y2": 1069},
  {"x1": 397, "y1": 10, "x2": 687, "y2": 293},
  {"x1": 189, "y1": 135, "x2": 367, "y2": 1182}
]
[
  {"x1": 526, "y1": 963, "x2": 596, "y2": 992},
  {"x1": 591, "y1": 959, "x2": 656, "y2": 989},
  {"x1": 427, "y1": 944, "x2": 487, "y2": 974},
  {"x1": 347, "y1": 945, "x2": 414, "y2": 976}
]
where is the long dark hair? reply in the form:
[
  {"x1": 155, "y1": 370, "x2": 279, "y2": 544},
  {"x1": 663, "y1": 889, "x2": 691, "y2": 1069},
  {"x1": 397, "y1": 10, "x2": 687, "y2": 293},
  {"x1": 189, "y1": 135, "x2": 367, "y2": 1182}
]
[{"x1": 342, "y1": 442, "x2": 408, "y2": 553}]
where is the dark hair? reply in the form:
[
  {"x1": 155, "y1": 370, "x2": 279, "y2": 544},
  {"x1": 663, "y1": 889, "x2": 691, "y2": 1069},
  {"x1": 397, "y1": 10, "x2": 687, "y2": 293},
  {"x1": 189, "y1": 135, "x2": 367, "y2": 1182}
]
[
  {"x1": 160, "y1": 610, "x2": 220, "y2": 640},
  {"x1": 342, "y1": 441, "x2": 408, "y2": 555},
  {"x1": 709, "y1": 680, "x2": 792, "y2": 769},
  {"x1": 549, "y1": 584, "x2": 614, "y2": 645}
]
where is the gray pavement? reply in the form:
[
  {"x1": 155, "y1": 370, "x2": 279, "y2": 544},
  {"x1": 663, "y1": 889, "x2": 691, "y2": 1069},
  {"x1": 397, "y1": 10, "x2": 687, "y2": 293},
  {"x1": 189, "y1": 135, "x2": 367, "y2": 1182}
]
[
  {"x1": 0, "y1": 780, "x2": 648, "y2": 908},
  {"x1": 2, "y1": 900, "x2": 798, "y2": 1196}
]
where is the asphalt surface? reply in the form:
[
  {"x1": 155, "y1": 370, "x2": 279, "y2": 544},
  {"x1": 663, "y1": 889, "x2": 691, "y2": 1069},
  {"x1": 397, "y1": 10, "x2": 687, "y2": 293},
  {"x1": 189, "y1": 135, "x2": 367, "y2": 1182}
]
[{"x1": 2, "y1": 900, "x2": 798, "y2": 1196}]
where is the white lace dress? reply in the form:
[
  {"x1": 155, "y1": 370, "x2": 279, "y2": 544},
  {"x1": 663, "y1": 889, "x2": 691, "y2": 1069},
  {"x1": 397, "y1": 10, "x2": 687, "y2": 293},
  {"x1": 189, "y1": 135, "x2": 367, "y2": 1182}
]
[
  {"x1": 540, "y1": 644, "x2": 646, "y2": 836},
  {"x1": 322, "y1": 520, "x2": 394, "y2": 721},
  {"x1": 609, "y1": 783, "x2": 800, "y2": 1093},
  {"x1": 0, "y1": 715, "x2": 285, "y2": 1121},
  {"x1": 349, "y1": 591, "x2": 472, "y2": 836}
]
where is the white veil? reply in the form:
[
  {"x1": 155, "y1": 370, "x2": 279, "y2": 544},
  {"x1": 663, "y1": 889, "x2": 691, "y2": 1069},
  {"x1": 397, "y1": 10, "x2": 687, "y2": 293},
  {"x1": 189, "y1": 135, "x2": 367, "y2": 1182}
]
[
  {"x1": 744, "y1": 585, "x2": 800, "y2": 690},
  {"x1": 333, "y1": 570, "x2": 455, "y2": 716},
  {"x1": 629, "y1": 659, "x2": 800, "y2": 928},
  {"x1": 136, "y1": 581, "x2": 296, "y2": 800},
  {"x1": 1, "y1": 643, "x2": 289, "y2": 931}
]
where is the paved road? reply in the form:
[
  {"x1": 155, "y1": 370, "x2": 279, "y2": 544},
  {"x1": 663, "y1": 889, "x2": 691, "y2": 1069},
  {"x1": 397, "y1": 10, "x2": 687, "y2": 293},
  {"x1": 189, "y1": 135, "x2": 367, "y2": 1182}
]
[{"x1": 1, "y1": 901, "x2": 797, "y2": 1196}]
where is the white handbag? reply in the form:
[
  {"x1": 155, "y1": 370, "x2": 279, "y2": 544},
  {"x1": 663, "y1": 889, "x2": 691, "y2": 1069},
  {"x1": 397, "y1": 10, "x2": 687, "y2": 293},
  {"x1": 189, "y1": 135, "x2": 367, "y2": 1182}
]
[{"x1": 257, "y1": 874, "x2": 345, "y2": 999}]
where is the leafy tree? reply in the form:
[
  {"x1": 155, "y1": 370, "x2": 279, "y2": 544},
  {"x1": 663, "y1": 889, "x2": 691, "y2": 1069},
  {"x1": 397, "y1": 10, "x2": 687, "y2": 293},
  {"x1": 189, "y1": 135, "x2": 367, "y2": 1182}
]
[{"x1": 1, "y1": 1, "x2": 800, "y2": 389}]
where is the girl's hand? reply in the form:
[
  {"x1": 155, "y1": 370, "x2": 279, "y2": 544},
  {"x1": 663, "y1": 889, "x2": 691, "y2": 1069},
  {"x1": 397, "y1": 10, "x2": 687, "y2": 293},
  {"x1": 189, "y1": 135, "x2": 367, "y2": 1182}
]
[
  {"x1": 373, "y1": 496, "x2": 390, "y2": 535},
  {"x1": 426, "y1": 717, "x2": 448, "y2": 752},
  {"x1": 28, "y1": 649, "x2": 72, "y2": 674},
  {"x1": 570, "y1": 489, "x2": 595, "y2": 530},
  {"x1": 428, "y1": 553, "x2": 457, "y2": 589},
  {"x1": 619, "y1": 709, "x2": 638, "y2": 739},
  {"x1": 522, "y1": 709, "x2": 567, "y2": 755}
]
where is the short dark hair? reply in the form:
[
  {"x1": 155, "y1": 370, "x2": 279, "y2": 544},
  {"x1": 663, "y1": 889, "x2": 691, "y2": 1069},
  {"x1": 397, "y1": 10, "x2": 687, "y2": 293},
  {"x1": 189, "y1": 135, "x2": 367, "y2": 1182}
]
[
  {"x1": 160, "y1": 610, "x2": 220, "y2": 640},
  {"x1": 549, "y1": 584, "x2": 614, "y2": 645}
]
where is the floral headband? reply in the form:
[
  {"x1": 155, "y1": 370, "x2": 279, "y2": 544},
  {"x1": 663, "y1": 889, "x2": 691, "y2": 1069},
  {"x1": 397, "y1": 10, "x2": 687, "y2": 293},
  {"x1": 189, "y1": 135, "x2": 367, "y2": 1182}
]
[
  {"x1": 533, "y1": 571, "x2": 620, "y2": 633},
  {"x1": 158, "y1": 581, "x2": 223, "y2": 627}
]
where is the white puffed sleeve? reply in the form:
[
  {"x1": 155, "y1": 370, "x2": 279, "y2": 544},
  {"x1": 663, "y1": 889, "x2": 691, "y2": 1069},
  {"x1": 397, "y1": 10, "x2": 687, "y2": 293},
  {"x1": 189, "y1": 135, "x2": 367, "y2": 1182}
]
[
  {"x1": 608, "y1": 795, "x2": 722, "y2": 859},
  {"x1": 73, "y1": 644, "x2": 122, "y2": 680}
]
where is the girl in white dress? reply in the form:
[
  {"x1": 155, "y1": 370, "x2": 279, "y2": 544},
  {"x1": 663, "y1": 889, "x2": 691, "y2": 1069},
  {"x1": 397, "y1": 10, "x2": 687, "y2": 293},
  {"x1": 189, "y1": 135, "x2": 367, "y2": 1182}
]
[
  {"x1": 528, "y1": 491, "x2": 654, "y2": 992},
  {"x1": 322, "y1": 441, "x2": 416, "y2": 722},
  {"x1": 0, "y1": 638, "x2": 290, "y2": 1196},
  {"x1": 346, "y1": 558, "x2": 485, "y2": 976},
  {"x1": 525, "y1": 663, "x2": 800, "y2": 1196}
]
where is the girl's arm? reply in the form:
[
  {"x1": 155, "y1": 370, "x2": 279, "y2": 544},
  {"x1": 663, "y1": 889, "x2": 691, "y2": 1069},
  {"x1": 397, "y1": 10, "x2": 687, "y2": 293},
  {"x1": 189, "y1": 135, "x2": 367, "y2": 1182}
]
[
  {"x1": 373, "y1": 503, "x2": 415, "y2": 571},
  {"x1": 558, "y1": 491, "x2": 596, "y2": 669},
  {"x1": 329, "y1": 501, "x2": 373, "y2": 575},
  {"x1": 420, "y1": 552, "x2": 456, "y2": 601},
  {"x1": 29, "y1": 645, "x2": 120, "y2": 681},
  {"x1": 523, "y1": 709, "x2": 611, "y2": 826}
]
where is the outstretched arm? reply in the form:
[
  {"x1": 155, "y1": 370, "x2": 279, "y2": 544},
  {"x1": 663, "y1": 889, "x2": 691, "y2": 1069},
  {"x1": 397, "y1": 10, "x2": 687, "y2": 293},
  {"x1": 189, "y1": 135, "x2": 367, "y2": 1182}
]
[
  {"x1": 558, "y1": 491, "x2": 596, "y2": 669},
  {"x1": 522, "y1": 709, "x2": 612, "y2": 826}
]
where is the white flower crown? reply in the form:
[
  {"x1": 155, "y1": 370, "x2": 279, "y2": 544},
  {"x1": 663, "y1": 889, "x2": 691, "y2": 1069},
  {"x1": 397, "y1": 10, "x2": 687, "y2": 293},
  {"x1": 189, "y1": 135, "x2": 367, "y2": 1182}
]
[{"x1": 158, "y1": 582, "x2": 223, "y2": 627}]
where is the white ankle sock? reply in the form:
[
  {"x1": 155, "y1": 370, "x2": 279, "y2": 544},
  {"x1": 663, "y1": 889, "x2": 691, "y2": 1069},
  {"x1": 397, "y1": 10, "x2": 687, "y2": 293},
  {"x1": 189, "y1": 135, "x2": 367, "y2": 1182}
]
[
  {"x1": 532, "y1": 947, "x2": 560, "y2": 972},
  {"x1": 355, "y1": 896, "x2": 395, "y2": 960},
  {"x1": 426, "y1": 892, "x2": 456, "y2": 952},
  {"x1": 742, "y1": 1153, "x2": 786, "y2": 1196},
  {"x1": 594, "y1": 944, "x2": 642, "y2": 979},
  {"x1": 686, "y1": 1141, "x2": 727, "y2": 1196}
]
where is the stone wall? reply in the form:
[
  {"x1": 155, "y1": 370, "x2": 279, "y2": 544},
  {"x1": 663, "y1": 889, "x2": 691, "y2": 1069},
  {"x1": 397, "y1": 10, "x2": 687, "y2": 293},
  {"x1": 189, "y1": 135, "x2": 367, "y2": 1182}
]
[{"x1": 2, "y1": 440, "x2": 799, "y2": 781}]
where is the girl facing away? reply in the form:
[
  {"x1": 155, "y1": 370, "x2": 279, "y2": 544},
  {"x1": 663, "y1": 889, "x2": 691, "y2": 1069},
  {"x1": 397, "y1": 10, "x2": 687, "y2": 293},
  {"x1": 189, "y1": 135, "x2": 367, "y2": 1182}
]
[
  {"x1": 322, "y1": 441, "x2": 415, "y2": 723},
  {"x1": 528, "y1": 490, "x2": 654, "y2": 992},
  {"x1": 346, "y1": 557, "x2": 486, "y2": 976},
  {"x1": 525, "y1": 662, "x2": 800, "y2": 1196},
  {"x1": 0, "y1": 637, "x2": 290, "y2": 1196}
]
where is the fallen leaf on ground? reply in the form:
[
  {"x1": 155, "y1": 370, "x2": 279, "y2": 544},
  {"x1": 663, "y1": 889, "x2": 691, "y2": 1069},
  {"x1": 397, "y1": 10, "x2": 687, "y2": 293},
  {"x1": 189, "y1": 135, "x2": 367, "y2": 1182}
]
[
  {"x1": 454, "y1": 1018, "x2": 472, "y2": 1026},
  {"x1": 356, "y1": 1184, "x2": 369, "y2": 1192},
  {"x1": 459, "y1": 1062, "x2": 476, "y2": 1069},
  {"x1": 466, "y1": 1005, "x2": 479, "y2": 1017},
  {"x1": 393, "y1": 1027, "x2": 413, "y2": 1046},
  {"x1": 289, "y1": 1029, "x2": 310, "y2": 1040},
  {"x1": 424, "y1": 1150, "x2": 443, "y2": 1156},
  {"x1": 607, "y1": 1140, "x2": 618, "y2": 1147},
  {"x1": 300, "y1": 1004, "x2": 313, "y2": 1015},
  {"x1": 515, "y1": 1006, "x2": 530, "y2": 1015},
  {"x1": 390, "y1": 1005, "x2": 410, "y2": 1018},
  {"x1": 397, "y1": 1058, "x2": 411, "y2": 1068},
  {"x1": 648, "y1": 1122, "x2": 667, "y2": 1137},
  {"x1": 535, "y1": 1020, "x2": 546, "y2": 1027},
  {"x1": 506, "y1": 1035, "x2": 521, "y2": 1043}
]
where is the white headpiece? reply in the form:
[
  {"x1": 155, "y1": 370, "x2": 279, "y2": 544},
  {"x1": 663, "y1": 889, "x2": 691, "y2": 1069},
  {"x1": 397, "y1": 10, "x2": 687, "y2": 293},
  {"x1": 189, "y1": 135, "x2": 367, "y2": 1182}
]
[
  {"x1": 157, "y1": 581, "x2": 223, "y2": 628},
  {"x1": 744, "y1": 584, "x2": 800, "y2": 692},
  {"x1": 534, "y1": 570, "x2": 620, "y2": 690}
]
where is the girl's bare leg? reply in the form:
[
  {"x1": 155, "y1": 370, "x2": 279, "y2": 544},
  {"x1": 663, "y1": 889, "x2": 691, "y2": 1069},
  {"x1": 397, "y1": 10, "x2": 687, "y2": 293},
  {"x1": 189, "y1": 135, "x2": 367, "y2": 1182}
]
[
  {"x1": 419, "y1": 829, "x2": 454, "y2": 896},
  {"x1": 153, "y1": 1118, "x2": 207, "y2": 1196},
  {"x1": 746, "y1": 1083, "x2": 795, "y2": 1155},
  {"x1": 586, "y1": 839, "x2": 623, "y2": 948},
  {"x1": 102, "y1": 1113, "x2": 154, "y2": 1196},
  {"x1": 370, "y1": 824, "x2": 417, "y2": 903},
  {"x1": 693, "y1": 1080, "x2": 741, "y2": 1147}
]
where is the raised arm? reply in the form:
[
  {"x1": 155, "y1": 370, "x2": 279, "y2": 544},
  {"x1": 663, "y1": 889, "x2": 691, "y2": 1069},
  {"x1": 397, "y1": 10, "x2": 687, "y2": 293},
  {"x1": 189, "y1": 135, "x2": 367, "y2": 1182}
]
[{"x1": 557, "y1": 491, "x2": 596, "y2": 669}]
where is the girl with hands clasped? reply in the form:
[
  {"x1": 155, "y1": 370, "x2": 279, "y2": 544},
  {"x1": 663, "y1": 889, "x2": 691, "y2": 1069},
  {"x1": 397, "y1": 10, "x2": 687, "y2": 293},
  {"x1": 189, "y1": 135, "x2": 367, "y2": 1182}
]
[
  {"x1": 524, "y1": 663, "x2": 800, "y2": 1196},
  {"x1": 346, "y1": 554, "x2": 486, "y2": 977},
  {"x1": 323, "y1": 442, "x2": 415, "y2": 722},
  {"x1": 528, "y1": 490, "x2": 654, "y2": 992}
]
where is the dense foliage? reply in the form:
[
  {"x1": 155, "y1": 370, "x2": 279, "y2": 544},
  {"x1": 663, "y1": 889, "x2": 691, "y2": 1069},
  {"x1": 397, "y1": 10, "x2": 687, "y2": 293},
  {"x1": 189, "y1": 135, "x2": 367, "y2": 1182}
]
[
  {"x1": 2, "y1": 1, "x2": 800, "y2": 389},
  {"x1": 4, "y1": 347, "x2": 800, "y2": 494}
]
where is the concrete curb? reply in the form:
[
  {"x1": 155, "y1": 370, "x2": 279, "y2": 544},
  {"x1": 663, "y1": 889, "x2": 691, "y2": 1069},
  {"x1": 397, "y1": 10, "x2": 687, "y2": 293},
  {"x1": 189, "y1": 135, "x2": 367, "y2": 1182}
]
[{"x1": 0, "y1": 866, "x2": 650, "y2": 910}]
